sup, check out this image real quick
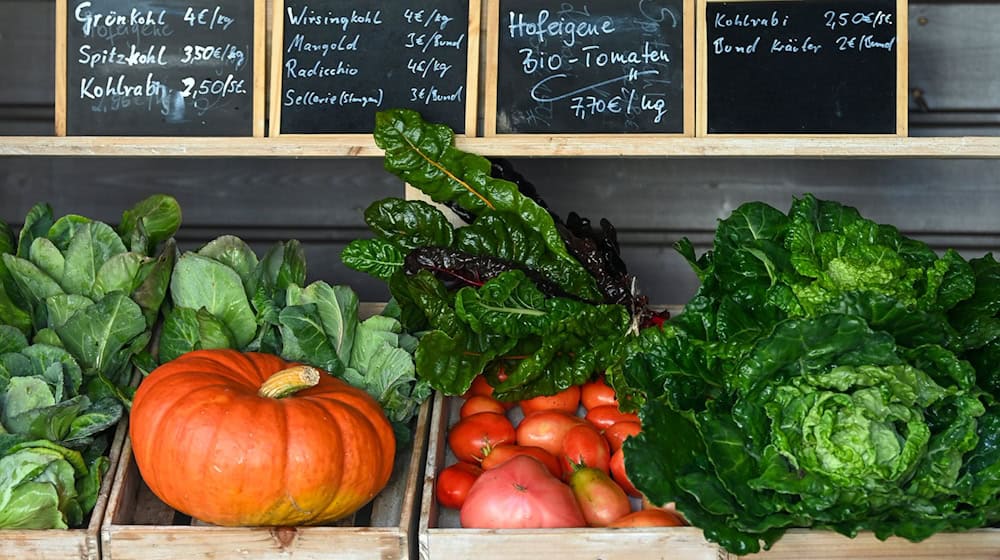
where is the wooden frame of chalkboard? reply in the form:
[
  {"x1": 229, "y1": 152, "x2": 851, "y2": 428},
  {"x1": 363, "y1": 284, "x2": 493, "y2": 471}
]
[
  {"x1": 269, "y1": 0, "x2": 480, "y2": 137},
  {"x1": 697, "y1": 0, "x2": 908, "y2": 137},
  {"x1": 55, "y1": 0, "x2": 267, "y2": 137},
  {"x1": 484, "y1": 0, "x2": 695, "y2": 137}
]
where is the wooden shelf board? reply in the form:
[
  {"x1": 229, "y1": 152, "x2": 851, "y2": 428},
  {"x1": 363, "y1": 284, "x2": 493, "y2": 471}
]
[{"x1": 3, "y1": 135, "x2": 1000, "y2": 158}]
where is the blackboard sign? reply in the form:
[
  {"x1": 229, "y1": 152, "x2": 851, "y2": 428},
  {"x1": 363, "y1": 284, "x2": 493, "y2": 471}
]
[
  {"x1": 700, "y1": 0, "x2": 907, "y2": 135},
  {"x1": 487, "y1": 0, "x2": 693, "y2": 135},
  {"x1": 57, "y1": 0, "x2": 264, "y2": 136},
  {"x1": 271, "y1": 0, "x2": 478, "y2": 136}
]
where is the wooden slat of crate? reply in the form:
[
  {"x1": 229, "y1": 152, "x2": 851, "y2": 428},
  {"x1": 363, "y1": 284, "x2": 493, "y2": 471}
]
[
  {"x1": 418, "y1": 392, "x2": 727, "y2": 560},
  {"x1": 1, "y1": 417, "x2": 128, "y2": 560},
  {"x1": 101, "y1": 398, "x2": 431, "y2": 560},
  {"x1": 737, "y1": 529, "x2": 1000, "y2": 560}
]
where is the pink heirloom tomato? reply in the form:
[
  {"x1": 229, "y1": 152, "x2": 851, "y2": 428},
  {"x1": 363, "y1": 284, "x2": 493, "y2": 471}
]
[{"x1": 460, "y1": 455, "x2": 586, "y2": 529}]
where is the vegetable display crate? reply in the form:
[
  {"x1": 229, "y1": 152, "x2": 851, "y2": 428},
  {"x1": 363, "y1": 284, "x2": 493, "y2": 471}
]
[
  {"x1": 734, "y1": 529, "x2": 1000, "y2": 559},
  {"x1": 417, "y1": 392, "x2": 725, "y2": 560},
  {"x1": 100, "y1": 399, "x2": 431, "y2": 560},
  {"x1": 3, "y1": 418, "x2": 128, "y2": 560}
]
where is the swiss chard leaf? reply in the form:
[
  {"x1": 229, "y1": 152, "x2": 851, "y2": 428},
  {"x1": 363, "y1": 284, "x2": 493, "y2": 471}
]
[
  {"x1": 364, "y1": 198, "x2": 454, "y2": 250},
  {"x1": 341, "y1": 238, "x2": 405, "y2": 281},
  {"x1": 413, "y1": 329, "x2": 498, "y2": 395},
  {"x1": 373, "y1": 109, "x2": 598, "y2": 301}
]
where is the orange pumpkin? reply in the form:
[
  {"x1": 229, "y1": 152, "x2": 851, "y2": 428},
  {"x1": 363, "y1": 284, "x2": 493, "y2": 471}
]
[{"x1": 129, "y1": 349, "x2": 396, "y2": 526}]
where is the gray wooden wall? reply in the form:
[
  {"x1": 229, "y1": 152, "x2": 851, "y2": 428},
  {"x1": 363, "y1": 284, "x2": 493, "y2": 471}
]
[{"x1": 2, "y1": 1, "x2": 999, "y2": 304}]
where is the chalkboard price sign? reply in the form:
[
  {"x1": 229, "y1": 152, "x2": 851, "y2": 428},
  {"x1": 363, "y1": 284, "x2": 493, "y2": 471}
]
[
  {"x1": 487, "y1": 0, "x2": 694, "y2": 135},
  {"x1": 699, "y1": 0, "x2": 907, "y2": 135},
  {"x1": 271, "y1": 0, "x2": 478, "y2": 136},
  {"x1": 56, "y1": 0, "x2": 265, "y2": 136}
]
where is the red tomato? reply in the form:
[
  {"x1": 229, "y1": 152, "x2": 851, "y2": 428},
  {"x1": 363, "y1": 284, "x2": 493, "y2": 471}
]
[
  {"x1": 519, "y1": 385, "x2": 581, "y2": 417},
  {"x1": 464, "y1": 375, "x2": 496, "y2": 399},
  {"x1": 586, "y1": 405, "x2": 640, "y2": 430},
  {"x1": 560, "y1": 423, "x2": 610, "y2": 477},
  {"x1": 581, "y1": 376, "x2": 618, "y2": 410},
  {"x1": 516, "y1": 410, "x2": 588, "y2": 457},
  {"x1": 610, "y1": 447, "x2": 641, "y2": 498},
  {"x1": 481, "y1": 444, "x2": 562, "y2": 479},
  {"x1": 568, "y1": 466, "x2": 632, "y2": 527},
  {"x1": 436, "y1": 462, "x2": 483, "y2": 509},
  {"x1": 608, "y1": 509, "x2": 686, "y2": 528},
  {"x1": 464, "y1": 375, "x2": 515, "y2": 409},
  {"x1": 460, "y1": 395, "x2": 506, "y2": 418},
  {"x1": 448, "y1": 412, "x2": 516, "y2": 463},
  {"x1": 460, "y1": 455, "x2": 586, "y2": 528},
  {"x1": 604, "y1": 421, "x2": 641, "y2": 453}
]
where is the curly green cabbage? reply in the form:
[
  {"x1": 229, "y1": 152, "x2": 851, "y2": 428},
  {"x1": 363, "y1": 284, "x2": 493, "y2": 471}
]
[{"x1": 618, "y1": 195, "x2": 1000, "y2": 554}]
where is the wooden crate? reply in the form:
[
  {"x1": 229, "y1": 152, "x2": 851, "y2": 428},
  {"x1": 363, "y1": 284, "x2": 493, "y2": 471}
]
[
  {"x1": 737, "y1": 529, "x2": 1000, "y2": 560},
  {"x1": 101, "y1": 399, "x2": 431, "y2": 560},
  {"x1": 417, "y1": 392, "x2": 726, "y2": 560},
  {"x1": 2, "y1": 418, "x2": 128, "y2": 560},
  {"x1": 419, "y1": 392, "x2": 1000, "y2": 560}
]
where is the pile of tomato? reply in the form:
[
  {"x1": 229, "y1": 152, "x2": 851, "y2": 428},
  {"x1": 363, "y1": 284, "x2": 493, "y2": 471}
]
[{"x1": 435, "y1": 375, "x2": 686, "y2": 529}]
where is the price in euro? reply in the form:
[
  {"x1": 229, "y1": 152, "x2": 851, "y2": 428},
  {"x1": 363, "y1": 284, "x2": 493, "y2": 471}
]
[
  {"x1": 184, "y1": 6, "x2": 234, "y2": 30},
  {"x1": 179, "y1": 74, "x2": 247, "y2": 99},
  {"x1": 181, "y1": 44, "x2": 248, "y2": 71}
]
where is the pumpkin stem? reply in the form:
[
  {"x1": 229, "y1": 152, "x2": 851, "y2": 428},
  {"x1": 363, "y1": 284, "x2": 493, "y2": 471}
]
[{"x1": 258, "y1": 365, "x2": 321, "y2": 399}]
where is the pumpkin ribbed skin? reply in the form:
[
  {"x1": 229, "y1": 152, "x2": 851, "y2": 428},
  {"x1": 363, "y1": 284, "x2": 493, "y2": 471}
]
[{"x1": 129, "y1": 349, "x2": 396, "y2": 526}]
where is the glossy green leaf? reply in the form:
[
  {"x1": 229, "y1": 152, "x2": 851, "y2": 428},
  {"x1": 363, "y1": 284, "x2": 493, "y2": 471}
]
[
  {"x1": 364, "y1": 198, "x2": 454, "y2": 250},
  {"x1": 341, "y1": 238, "x2": 405, "y2": 280}
]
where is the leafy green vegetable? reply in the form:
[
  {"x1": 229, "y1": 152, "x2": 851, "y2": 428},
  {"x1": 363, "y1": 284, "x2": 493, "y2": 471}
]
[
  {"x1": 373, "y1": 110, "x2": 591, "y2": 290},
  {"x1": 344, "y1": 109, "x2": 664, "y2": 401},
  {"x1": 0, "y1": 440, "x2": 108, "y2": 529},
  {"x1": 0, "y1": 195, "x2": 179, "y2": 529},
  {"x1": 160, "y1": 236, "x2": 428, "y2": 440},
  {"x1": 949, "y1": 253, "x2": 1000, "y2": 397},
  {"x1": 0, "y1": 339, "x2": 121, "y2": 529},
  {"x1": 620, "y1": 195, "x2": 1000, "y2": 553},
  {"x1": 170, "y1": 253, "x2": 257, "y2": 348}
]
